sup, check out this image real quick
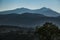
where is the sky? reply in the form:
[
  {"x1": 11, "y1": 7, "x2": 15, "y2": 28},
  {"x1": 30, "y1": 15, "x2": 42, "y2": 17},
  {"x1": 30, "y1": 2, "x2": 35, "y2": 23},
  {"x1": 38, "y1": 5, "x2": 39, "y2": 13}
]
[{"x1": 0, "y1": 0, "x2": 60, "y2": 13}]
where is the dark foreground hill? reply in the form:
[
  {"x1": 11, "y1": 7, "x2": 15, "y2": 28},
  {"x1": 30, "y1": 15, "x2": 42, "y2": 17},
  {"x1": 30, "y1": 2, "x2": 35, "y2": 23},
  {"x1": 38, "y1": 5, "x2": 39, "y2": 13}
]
[
  {"x1": 0, "y1": 25, "x2": 35, "y2": 40},
  {"x1": 0, "y1": 22, "x2": 60, "y2": 40},
  {"x1": 0, "y1": 13, "x2": 60, "y2": 28}
]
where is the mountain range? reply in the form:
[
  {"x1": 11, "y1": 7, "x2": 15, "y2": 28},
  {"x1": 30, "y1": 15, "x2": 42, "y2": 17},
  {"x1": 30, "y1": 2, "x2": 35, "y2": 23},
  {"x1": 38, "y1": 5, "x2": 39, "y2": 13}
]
[
  {"x1": 0, "y1": 7, "x2": 60, "y2": 28},
  {"x1": 0, "y1": 7, "x2": 60, "y2": 17}
]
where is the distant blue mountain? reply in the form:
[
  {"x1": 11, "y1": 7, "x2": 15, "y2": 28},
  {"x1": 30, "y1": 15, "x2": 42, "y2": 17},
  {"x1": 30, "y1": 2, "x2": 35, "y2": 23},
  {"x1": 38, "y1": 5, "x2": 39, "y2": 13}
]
[
  {"x1": 0, "y1": 7, "x2": 60, "y2": 17},
  {"x1": 33, "y1": 7, "x2": 60, "y2": 17},
  {"x1": 0, "y1": 7, "x2": 60, "y2": 28},
  {"x1": 0, "y1": 7, "x2": 31, "y2": 14}
]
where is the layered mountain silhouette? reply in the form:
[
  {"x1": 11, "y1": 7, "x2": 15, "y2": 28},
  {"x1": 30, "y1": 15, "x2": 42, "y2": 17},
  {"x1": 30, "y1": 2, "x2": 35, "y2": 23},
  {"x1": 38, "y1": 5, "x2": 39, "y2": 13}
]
[
  {"x1": 33, "y1": 7, "x2": 60, "y2": 17},
  {"x1": 0, "y1": 7, "x2": 60, "y2": 17},
  {"x1": 0, "y1": 13, "x2": 60, "y2": 27},
  {"x1": 0, "y1": 7, "x2": 60, "y2": 27},
  {"x1": 0, "y1": 13, "x2": 46, "y2": 27}
]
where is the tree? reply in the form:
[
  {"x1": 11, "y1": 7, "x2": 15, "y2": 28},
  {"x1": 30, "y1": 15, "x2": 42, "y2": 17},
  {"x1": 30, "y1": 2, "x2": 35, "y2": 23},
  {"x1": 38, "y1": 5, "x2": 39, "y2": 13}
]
[{"x1": 35, "y1": 22, "x2": 59, "y2": 40}]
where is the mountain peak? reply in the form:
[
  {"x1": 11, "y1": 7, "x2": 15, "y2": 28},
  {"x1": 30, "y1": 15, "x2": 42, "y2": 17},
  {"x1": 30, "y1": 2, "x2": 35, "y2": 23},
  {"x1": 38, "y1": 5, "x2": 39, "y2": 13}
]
[
  {"x1": 34, "y1": 7, "x2": 60, "y2": 17},
  {"x1": 16, "y1": 7, "x2": 30, "y2": 10},
  {"x1": 34, "y1": 7, "x2": 51, "y2": 11},
  {"x1": 40, "y1": 7, "x2": 50, "y2": 10}
]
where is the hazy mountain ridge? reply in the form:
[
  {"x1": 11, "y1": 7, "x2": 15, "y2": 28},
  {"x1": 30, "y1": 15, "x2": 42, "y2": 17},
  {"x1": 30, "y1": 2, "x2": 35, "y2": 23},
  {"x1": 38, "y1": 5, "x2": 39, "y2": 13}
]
[
  {"x1": 0, "y1": 7, "x2": 60, "y2": 17},
  {"x1": 33, "y1": 7, "x2": 60, "y2": 17},
  {"x1": 0, "y1": 7, "x2": 60, "y2": 27}
]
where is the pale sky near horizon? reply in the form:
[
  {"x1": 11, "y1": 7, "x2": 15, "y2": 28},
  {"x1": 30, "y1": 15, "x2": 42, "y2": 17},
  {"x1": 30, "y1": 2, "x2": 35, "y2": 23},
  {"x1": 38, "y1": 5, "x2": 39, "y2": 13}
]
[{"x1": 0, "y1": 0, "x2": 60, "y2": 13}]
